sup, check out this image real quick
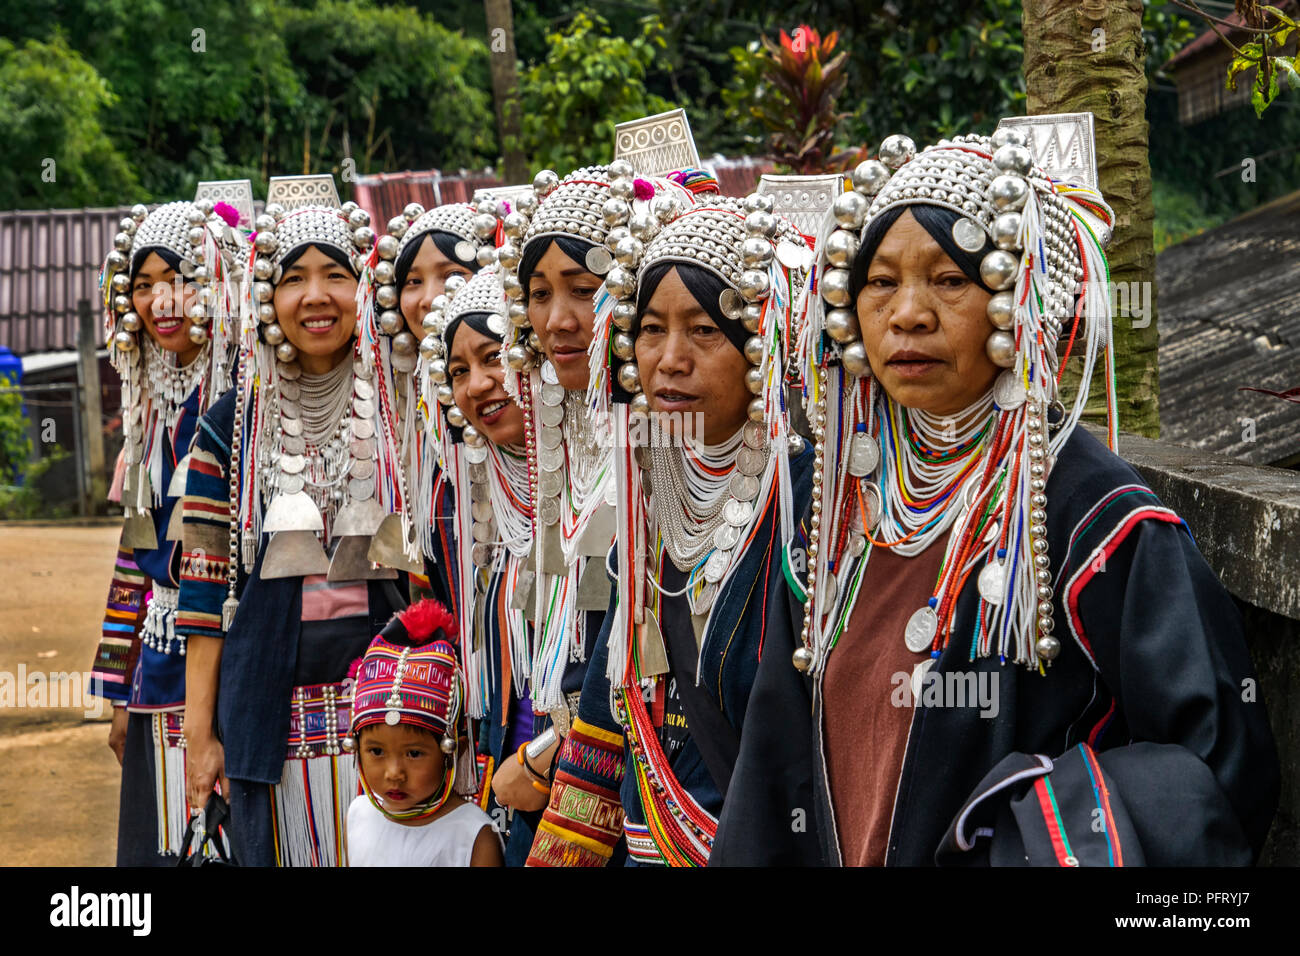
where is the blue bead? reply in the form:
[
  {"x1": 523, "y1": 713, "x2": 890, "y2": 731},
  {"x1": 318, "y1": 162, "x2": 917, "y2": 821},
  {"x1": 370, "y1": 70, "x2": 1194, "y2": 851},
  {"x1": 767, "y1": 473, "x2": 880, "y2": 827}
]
[{"x1": 927, "y1": 597, "x2": 938, "y2": 608}]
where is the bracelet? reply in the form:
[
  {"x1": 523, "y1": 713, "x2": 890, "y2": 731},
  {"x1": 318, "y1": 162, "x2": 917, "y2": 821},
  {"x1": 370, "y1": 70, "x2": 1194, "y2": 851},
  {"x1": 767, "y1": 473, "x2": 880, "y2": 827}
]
[
  {"x1": 516, "y1": 743, "x2": 551, "y2": 791},
  {"x1": 524, "y1": 725, "x2": 558, "y2": 761}
]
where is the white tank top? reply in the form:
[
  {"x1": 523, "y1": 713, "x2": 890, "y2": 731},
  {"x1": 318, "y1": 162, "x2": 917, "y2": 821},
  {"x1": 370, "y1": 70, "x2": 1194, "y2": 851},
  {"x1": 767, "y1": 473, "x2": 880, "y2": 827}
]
[{"x1": 347, "y1": 796, "x2": 500, "y2": 866}]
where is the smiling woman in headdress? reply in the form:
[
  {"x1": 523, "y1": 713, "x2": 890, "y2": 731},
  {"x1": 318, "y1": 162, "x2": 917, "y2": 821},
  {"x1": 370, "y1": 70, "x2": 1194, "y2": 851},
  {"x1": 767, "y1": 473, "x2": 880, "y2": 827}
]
[
  {"x1": 88, "y1": 197, "x2": 245, "y2": 864},
  {"x1": 176, "y1": 193, "x2": 428, "y2": 866}
]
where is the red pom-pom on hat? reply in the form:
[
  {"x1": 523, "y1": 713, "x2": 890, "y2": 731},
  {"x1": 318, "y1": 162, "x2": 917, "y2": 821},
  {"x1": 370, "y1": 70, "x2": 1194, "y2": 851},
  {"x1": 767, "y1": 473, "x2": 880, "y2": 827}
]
[{"x1": 396, "y1": 598, "x2": 457, "y2": 644}]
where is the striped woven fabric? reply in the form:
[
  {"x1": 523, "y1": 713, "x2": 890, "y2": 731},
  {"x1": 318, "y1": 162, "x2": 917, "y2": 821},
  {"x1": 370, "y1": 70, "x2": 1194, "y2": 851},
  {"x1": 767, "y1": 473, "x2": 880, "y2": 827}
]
[
  {"x1": 526, "y1": 718, "x2": 627, "y2": 867},
  {"x1": 175, "y1": 444, "x2": 233, "y2": 639},
  {"x1": 89, "y1": 539, "x2": 149, "y2": 701}
]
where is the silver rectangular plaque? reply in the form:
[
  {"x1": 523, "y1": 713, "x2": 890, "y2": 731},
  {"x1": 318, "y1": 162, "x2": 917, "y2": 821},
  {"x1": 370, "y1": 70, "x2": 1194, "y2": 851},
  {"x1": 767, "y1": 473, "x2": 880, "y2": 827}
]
[
  {"x1": 614, "y1": 108, "x2": 701, "y2": 177},
  {"x1": 195, "y1": 179, "x2": 255, "y2": 229},
  {"x1": 996, "y1": 112, "x2": 1098, "y2": 188},
  {"x1": 266, "y1": 174, "x2": 341, "y2": 211},
  {"x1": 756, "y1": 173, "x2": 847, "y2": 237}
]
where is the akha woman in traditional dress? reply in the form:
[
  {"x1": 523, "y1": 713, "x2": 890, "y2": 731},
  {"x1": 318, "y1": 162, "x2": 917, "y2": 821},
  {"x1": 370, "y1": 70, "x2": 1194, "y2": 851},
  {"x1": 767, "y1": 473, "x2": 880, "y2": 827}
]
[
  {"x1": 527, "y1": 181, "x2": 815, "y2": 867},
  {"x1": 358, "y1": 200, "x2": 497, "y2": 606},
  {"x1": 89, "y1": 198, "x2": 244, "y2": 864},
  {"x1": 177, "y1": 195, "x2": 422, "y2": 865},
  {"x1": 711, "y1": 129, "x2": 1279, "y2": 866},
  {"x1": 420, "y1": 264, "x2": 540, "y2": 862}
]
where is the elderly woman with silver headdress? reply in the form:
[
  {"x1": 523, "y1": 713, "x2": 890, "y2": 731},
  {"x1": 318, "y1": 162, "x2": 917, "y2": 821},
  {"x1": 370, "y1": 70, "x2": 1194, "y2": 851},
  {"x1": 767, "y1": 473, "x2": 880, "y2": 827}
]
[
  {"x1": 88, "y1": 198, "x2": 245, "y2": 864},
  {"x1": 526, "y1": 179, "x2": 814, "y2": 867},
  {"x1": 711, "y1": 130, "x2": 1278, "y2": 866},
  {"x1": 177, "y1": 196, "x2": 418, "y2": 866}
]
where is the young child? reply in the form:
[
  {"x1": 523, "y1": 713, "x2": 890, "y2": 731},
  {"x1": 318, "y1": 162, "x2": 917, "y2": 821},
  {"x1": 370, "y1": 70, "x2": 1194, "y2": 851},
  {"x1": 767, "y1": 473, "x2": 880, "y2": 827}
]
[{"x1": 346, "y1": 599, "x2": 503, "y2": 866}]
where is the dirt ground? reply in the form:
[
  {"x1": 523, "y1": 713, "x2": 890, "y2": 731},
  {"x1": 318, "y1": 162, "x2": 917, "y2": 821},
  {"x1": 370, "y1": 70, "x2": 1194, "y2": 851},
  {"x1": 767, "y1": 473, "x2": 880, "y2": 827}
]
[{"x1": 0, "y1": 523, "x2": 123, "y2": 866}]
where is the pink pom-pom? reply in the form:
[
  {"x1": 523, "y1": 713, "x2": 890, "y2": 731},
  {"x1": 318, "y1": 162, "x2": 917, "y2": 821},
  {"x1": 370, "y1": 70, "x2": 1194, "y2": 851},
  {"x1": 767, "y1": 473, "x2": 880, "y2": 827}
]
[
  {"x1": 213, "y1": 202, "x2": 241, "y2": 228},
  {"x1": 500, "y1": 201, "x2": 512, "y2": 216},
  {"x1": 633, "y1": 178, "x2": 654, "y2": 201},
  {"x1": 346, "y1": 655, "x2": 364, "y2": 681}
]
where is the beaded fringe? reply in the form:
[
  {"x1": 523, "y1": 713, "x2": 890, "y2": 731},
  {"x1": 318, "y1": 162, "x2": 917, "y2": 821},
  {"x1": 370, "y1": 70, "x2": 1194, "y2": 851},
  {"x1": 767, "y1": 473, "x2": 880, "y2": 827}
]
[{"x1": 271, "y1": 753, "x2": 357, "y2": 867}]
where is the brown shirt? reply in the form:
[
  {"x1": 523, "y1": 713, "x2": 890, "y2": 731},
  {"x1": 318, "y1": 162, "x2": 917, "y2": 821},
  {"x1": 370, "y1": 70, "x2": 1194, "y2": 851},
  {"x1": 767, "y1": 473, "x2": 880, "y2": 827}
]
[{"x1": 822, "y1": 537, "x2": 947, "y2": 866}]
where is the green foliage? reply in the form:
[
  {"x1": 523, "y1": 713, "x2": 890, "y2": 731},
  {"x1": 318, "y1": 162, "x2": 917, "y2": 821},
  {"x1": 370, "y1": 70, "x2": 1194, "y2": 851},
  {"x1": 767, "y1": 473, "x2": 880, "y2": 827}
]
[
  {"x1": 0, "y1": 0, "x2": 497, "y2": 207},
  {"x1": 0, "y1": 35, "x2": 137, "y2": 209},
  {"x1": 0, "y1": 380, "x2": 66, "y2": 520},
  {"x1": 512, "y1": 11, "x2": 673, "y2": 173},
  {"x1": 1223, "y1": 5, "x2": 1297, "y2": 116}
]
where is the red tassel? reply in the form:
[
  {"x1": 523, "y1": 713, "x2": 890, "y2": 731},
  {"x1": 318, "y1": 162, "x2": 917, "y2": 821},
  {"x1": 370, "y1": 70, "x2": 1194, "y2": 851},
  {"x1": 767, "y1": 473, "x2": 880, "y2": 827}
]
[{"x1": 398, "y1": 598, "x2": 458, "y2": 644}]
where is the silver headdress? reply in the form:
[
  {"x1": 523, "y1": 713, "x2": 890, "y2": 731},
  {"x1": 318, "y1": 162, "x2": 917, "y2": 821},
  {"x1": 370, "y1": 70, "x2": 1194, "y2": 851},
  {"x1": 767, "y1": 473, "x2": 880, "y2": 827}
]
[
  {"x1": 588, "y1": 185, "x2": 812, "y2": 690},
  {"x1": 101, "y1": 198, "x2": 247, "y2": 541},
  {"x1": 421, "y1": 266, "x2": 531, "y2": 718},
  {"x1": 223, "y1": 182, "x2": 405, "y2": 627},
  {"x1": 794, "y1": 121, "x2": 1117, "y2": 677}
]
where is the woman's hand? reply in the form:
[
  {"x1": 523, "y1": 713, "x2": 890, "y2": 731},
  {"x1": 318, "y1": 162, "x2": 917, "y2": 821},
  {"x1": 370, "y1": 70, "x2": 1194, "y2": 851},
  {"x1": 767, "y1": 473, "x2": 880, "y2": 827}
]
[
  {"x1": 107, "y1": 707, "x2": 128, "y2": 766},
  {"x1": 185, "y1": 731, "x2": 229, "y2": 811},
  {"x1": 490, "y1": 754, "x2": 551, "y2": 812}
]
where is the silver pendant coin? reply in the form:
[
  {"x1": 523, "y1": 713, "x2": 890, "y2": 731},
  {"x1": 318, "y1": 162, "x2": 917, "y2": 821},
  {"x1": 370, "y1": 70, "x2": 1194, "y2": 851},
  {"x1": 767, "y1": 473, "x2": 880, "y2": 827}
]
[
  {"x1": 538, "y1": 496, "x2": 560, "y2": 526},
  {"x1": 540, "y1": 383, "x2": 565, "y2": 407},
  {"x1": 977, "y1": 560, "x2": 1006, "y2": 605},
  {"x1": 718, "y1": 288, "x2": 743, "y2": 320},
  {"x1": 538, "y1": 445, "x2": 564, "y2": 472},
  {"x1": 279, "y1": 454, "x2": 305, "y2": 475},
  {"x1": 471, "y1": 500, "x2": 494, "y2": 523},
  {"x1": 472, "y1": 543, "x2": 493, "y2": 567},
  {"x1": 540, "y1": 361, "x2": 559, "y2": 385},
  {"x1": 282, "y1": 435, "x2": 306, "y2": 456},
  {"x1": 350, "y1": 459, "x2": 374, "y2": 480},
  {"x1": 469, "y1": 482, "x2": 490, "y2": 503},
  {"x1": 353, "y1": 379, "x2": 374, "y2": 401},
  {"x1": 279, "y1": 474, "x2": 305, "y2": 496},
  {"x1": 736, "y1": 447, "x2": 765, "y2": 476},
  {"x1": 467, "y1": 463, "x2": 488, "y2": 483},
  {"x1": 391, "y1": 353, "x2": 416, "y2": 374},
  {"x1": 279, "y1": 364, "x2": 301, "y2": 381},
  {"x1": 723, "y1": 498, "x2": 753, "y2": 527},
  {"x1": 279, "y1": 381, "x2": 301, "y2": 402},
  {"x1": 703, "y1": 549, "x2": 730, "y2": 583},
  {"x1": 464, "y1": 444, "x2": 488, "y2": 464},
  {"x1": 352, "y1": 398, "x2": 375, "y2": 420},
  {"x1": 279, "y1": 399, "x2": 301, "y2": 419},
  {"x1": 472, "y1": 521, "x2": 496, "y2": 544},
  {"x1": 742, "y1": 421, "x2": 766, "y2": 449},
  {"x1": 729, "y1": 474, "x2": 760, "y2": 500},
  {"x1": 848, "y1": 432, "x2": 880, "y2": 477},
  {"x1": 540, "y1": 426, "x2": 562, "y2": 449},
  {"x1": 904, "y1": 605, "x2": 938, "y2": 653},
  {"x1": 282, "y1": 417, "x2": 303, "y2": 437},
  {"x1": 350, "y1": 438, "x2": 375, "y2": 460},
  {"x1": 540, "y1": 470, "x2": 563, "y2": 497},
  {"x1": 351, "y1": 419, "x2": 374, "y2": 440},
  {"x1": 539, "y1": 403, "x2": 564, "y2": 428},
  {"x1": 952, "y1": 217, "x2": 986, "y2": 253},
  {"x1": 859, "y1": 481, "x2": 882, "y2": 529},
  {"x1": 348, "y1": 477, "x2": 374, "y2": 501},
  {"x1": 713, "y1": 523, "x2": 741, "y2": 551},
  {"x1": 993, "y1": 370, "x2": 1026, "y2": 410}
]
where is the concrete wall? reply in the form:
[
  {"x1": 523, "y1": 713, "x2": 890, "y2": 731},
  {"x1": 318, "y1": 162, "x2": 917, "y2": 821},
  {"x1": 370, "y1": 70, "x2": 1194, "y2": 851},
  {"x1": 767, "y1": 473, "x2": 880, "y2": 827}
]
[{"x1": 1104, "y1": 427, "x2": 1300, "y2": 865}]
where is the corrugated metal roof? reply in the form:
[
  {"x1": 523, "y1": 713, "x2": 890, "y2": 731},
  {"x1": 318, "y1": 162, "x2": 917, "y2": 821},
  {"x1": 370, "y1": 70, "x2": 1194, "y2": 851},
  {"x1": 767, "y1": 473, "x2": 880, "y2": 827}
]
[
  {"x1": 0, "y1": 206, "x2": 133, "y2": 355},
  {"x1": 1157, "y1": 188, "x2": 1300, "y2": 468}
]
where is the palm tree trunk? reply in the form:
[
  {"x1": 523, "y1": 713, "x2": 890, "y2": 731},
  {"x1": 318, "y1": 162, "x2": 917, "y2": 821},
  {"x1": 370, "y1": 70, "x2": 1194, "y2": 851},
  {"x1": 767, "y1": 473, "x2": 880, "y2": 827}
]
[
  {"x1": 484, "y1": 0, "x2": 529, "y2": 184},
  {"x1": 1023, "y1": 0, "x2": 1160, "y2": 438}
]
